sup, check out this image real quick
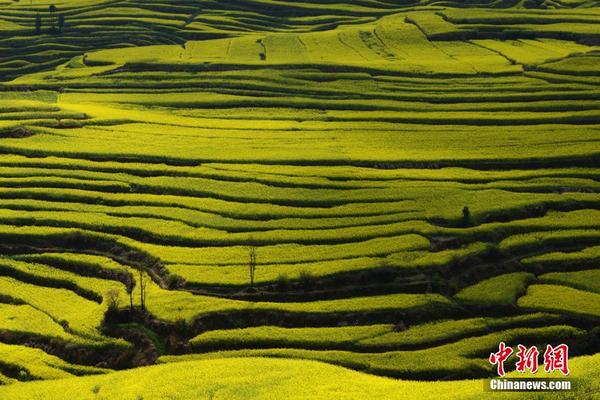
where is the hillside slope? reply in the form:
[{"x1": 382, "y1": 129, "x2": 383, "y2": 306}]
[
  {"x1": 0, "y1": 0, "x2": 598, "y2": 398},
  {"x1": 0, "y1": 355, "x2": 599, "y2": 399},
  {"x1": 1, "y1": 0, "x2": 599, "y2": 79}
]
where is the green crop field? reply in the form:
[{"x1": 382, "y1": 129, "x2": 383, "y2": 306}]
[{"x1": 0, "y1": 0, "x2": 598, "y2": 398}]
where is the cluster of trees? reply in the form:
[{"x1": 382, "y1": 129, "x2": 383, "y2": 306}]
[
  {"x1": 35, "y1": 5, "x2": 65, "y2": 34},
  {"x1": 107, "y1": 243, "x2": 255, "y2": 316},
  {"x1": 106, "y1": 264, "x2": 147, "y2": 314}
]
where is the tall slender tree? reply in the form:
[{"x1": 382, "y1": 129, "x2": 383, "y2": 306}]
[
  {"x1": 58, "y1": 14, "x2": 64, "y2": 32},
  {"x1": 138, "y1": 266, "x2": 147, "y2": 311},
  {"x1": 35, "y1": 14, "x2": 41, "y2": 34},
  {"x1": 248, "y1": 244, "x2": 257, "y2": 289},
  {"x1": 48, "y1": 4, "x2": 56, "y2": 33},
  {"x1": 126, "y1": 274, "x2": 136, "y2": 312},
  {"x1": 462, "y1": 206, "x2": 471, "y2": 226}
]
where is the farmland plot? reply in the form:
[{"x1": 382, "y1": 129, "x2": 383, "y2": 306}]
[{"x1": 0, "y1": 0, "x2": 598, "y2": 398}]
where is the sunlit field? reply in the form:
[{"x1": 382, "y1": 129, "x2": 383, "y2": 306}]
[{"x1": 0, "y1": 0, "x2": 598, "y2": 398}]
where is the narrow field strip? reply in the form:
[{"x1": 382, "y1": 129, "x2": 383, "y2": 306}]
[
  {"x1": 0, "y1": 342, "x2": 108, "y2": 381},
  {"x1": 189, "y1": 313, "x2": 563, "y2": 351},
  {"x1": 161, "y1": 325, "x2": 584, "y2": 379},
  {"x1": 518, "y1": 284, "x2": 600, "y2": 318}
]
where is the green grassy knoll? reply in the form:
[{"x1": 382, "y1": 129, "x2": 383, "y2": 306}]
[
  {"x1": 0, "y1": 342, "x2": 107, "y2": 381},
  {"x1": 535, "y1": 53, "x2": 600, "y2": 75},
  {"x1": 144, "y1": 282, "x2": 455, "y2": 323},
  {"x1": 522, "y1": 245, "x2": 600, "y2": 269},
  {"x1": 165, "y1": 242, "x2": 488, "y2": 286},
  {"x1": 518, "y1": 284, "x2": 600, "y2": 318},
  {"x1": 0, "y1": 256, "x2": 122, "y2": 302},
  {"x1": 1, "y1": 106, "x2": 597, "y2": 167},
  {"x1": 499, "y1": 228, "x2": 600, "y2": 247},
  {"x1": 454, "y1": 272, "x2": 535, "y2": 307},
  {"x1": 0, "y1": 276, "x2": 115, "y2": 342},
  {"x1": 539, "y1": 269, "x2": 600, "y2": 293},
  {"x1": 0, "y1": 303, "x2": 80, "y2": 341}
]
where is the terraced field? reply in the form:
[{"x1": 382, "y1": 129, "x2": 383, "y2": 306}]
[{"x1": 0, "y1": 0, "x2": 598, "y2": 398}]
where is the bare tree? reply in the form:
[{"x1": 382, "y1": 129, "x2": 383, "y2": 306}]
[
  {"x1": 126, "y1": 274, "x2": 135, "y2": 312},
  {"x1": 35, "y1": 14, "x2": 41, "y2": 34},
  {"x1": 138, "y1": 266, "x2": 147, "y2": 311},
  {"x1": 105, "y1": 288, "x2": 121, "y2": 311},
  {"x1": 462, "y1": 206, "x2": 471, "y2": 226},
  {"x1": 57, "y1": 14, "x2": 64, "y2": 33},
  {"x1": 248, "y1": 244, "x2": 257, "y2": 289},
  {"x1": 48, "y1": 4, "x2": 56, "y2": 33}
]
